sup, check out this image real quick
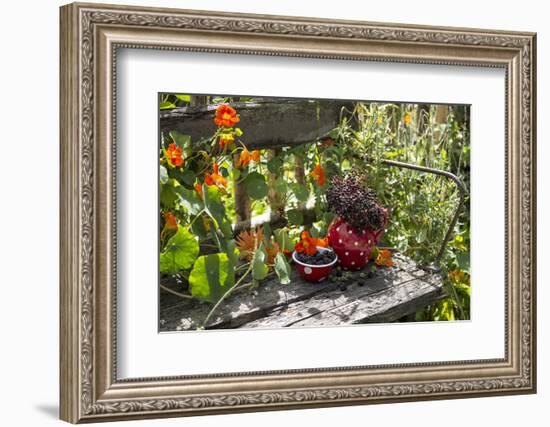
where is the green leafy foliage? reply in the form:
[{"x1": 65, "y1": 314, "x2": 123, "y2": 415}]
[
  {"x1": 274, "y1": 252, "x2": 292, "y2": 285},
  {"x1": 175, "y1": 186, "x2": 203, "y2": 215},
  {"x1": 160, "y1": 226, "x2": 199, "y2": 274},
  {"x1": 252, "y1": 243, "x2": 269, "y2": 281},
  {"x1": 178, "y1": 169, "x2": 196, "y2": 187},
  {"x1": 203, "y1": 185, "x2": 232, "y2": 238},
  {"x1": 224, "y1": 239, "x2": 240, "y2": 266},
  {"x1": 337, "y1": 103, "x2": 471, "y2": 320},
  {"x1": 286, "y1": 209, "x2": 303, "y2": 225},
  {"x1": 456, "y1": 252, "x2": 470, "y2": 270},
  {"x1": 274, "y1": 229, "x2": 294, "y2": 253},
  {"x1": 245, "y1": 172, "x2": 268, "y2": 200},
  {"x1": 188, "y1": 253, "x2": 235, "y2": 303},
  {"x1": 159, "y1": 165, "x2": 169, "y2": 184},
  {"x1": 273, "y1": 176, "x2": 287, "y2": 194},
  {"x1": 175, "y1": 94, "x2": 191, "y2": 102},
  {"x1": 291, "y1": 183, "x2": 309, "y2": 203},
  {"x1": 160, "y1": 101, "x2": 176, "y2": 110},
  {"x1": 160, "y1": 179, "x2": 179, "y2": 209},
  {"x1": 170, "y1": 131, "x2": 192, "y2": 157},
  {"x1": 267, "y1": 157, "x2": 284, "y2": 174}
]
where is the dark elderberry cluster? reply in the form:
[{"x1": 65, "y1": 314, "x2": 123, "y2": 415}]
[
  {"x1": 326, "y1": 173, "x2": 385, "y2": 231},
  {"x1": 295, "y1": 250, "x2": 336, "y2": 265}
]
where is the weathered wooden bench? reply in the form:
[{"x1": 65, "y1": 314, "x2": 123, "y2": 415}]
[{"x1": 159, "y1": 253, "x2": 444, "y2": 331}]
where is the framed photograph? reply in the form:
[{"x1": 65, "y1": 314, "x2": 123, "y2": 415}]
[{"x1": 60, "y1": 2, "x2": 537, "y2": 423}]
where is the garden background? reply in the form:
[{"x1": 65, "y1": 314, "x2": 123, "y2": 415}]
[{"x1": 159, "y1": 95, "x2": 470, "y2": 324}]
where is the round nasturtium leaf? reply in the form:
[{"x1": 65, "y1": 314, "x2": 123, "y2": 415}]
[
  {"x1": 160, "y1": 180, "x2": 179, "y2": 209},
  {"x1": 180, "y1": 169, "x2": 196, "y2": 186},
  {"x1": 245, "y1": 172, "x2": 268, "y2": 200},
  {"x1": 175, "y1": 94, "x2": 191, "y2": 102},
  {"x1": 203, "y1": 185, "x2": 232, "y2": 238},
  {"x1": 267, "y1": 157, "x2": 284, "y2": 174},
  {"x1": 175, "y1": 186, "x2": 203, "y2": 215},
  {"x1": 188, "y1": 253, "x2": 234, "y2": 303},
  {"x1": 160, "y1": 101, "x2": 176, "y2": 110},
  {"x1": 286, "y1": 209, "x2": 304, "y2": 225},
  {"x1": 274, "y1": 177, "x2": 287, "y2": 194},
  {"x1": 160, "y1": 226, "x2": 199, "y2": 274},
  {"x1": 291, "y1": 183, "x2": 309, "y2": 202}
]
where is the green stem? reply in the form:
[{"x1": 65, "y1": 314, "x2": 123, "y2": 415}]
[
  {"x1": 188, "y1": 209, "x2": 206, "y2": 228},
  {"x1": 159, "y1": 284, "x2": 193, "y2": 300},
  {"x1": 202, "y1": 263, "x2": 253, "y2": 328},
  {"x1": 209, "y1": 227, "x2": 224, "y2": 252},
  {"x1": 448, "y1": 281, "x2": 466, "y2": 320},
  {"x1": 233, "y1": 281, "x2": 256, "y2": 292},
  {"x1": 200, "y1": 243, "x2": 220, "y2": 249}
]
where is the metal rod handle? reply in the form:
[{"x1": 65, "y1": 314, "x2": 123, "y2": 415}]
[{"x1": 379, "y1": 158, "x2": 467, "y2": 268}]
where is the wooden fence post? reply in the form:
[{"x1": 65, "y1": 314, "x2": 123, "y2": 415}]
[
  {"x1": 190, "y1": 95, "x2": 208, "y2": 107},
  {"x1": 267, "y1": 148, "x2": 285, "y2": 219},
  {"x1": 234, "y1": 153, "x2": 251, "y2": 226}
]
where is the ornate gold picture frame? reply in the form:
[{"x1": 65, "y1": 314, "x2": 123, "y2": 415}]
[{"x1": 60, "y1": 2, "x2": 536, "y2": 423}]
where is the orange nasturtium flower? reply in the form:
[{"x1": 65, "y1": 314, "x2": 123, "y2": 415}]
[
  {"x1": 204, "y1": 162, "x2": 228, "y2": 190},
  {"x1": 295, "y1": 231, "x2": 327, "y2": 256},
  {"x1": 403, "y1": 113, "x2": 412, "y2": 126},
  {"x1": 194, "y1": 182, "x2": 203, "y2": 197},
  {"x1": 316, "y1": 236, "x2": 328, "y2": 248},
  {"x1": 295, "y1": 231, "x2": 318, "y2": 256},
  {"x1": 214, "y1": 104, "x2": 240, "y2": 128},
  {"x1": 165, "y1": 143, "x2": 184, "y2": 167},
  {"x1": 375, "y1": 249, "x2": 394, "y2": 268},
  {"x1": 164, "y1": 211, "x2": 178, "y2": 229},
  {"x1": 309, "y1": 163, "x2": 326, "y2": 186},
  {"x1": 449, "y1": 269, "x2": 465, "y2": 283},
  {"x1": 219, "y1": 132, "x2": 235, "y2": 149},
  {"x1": 237, "y1": 149, "x2": 261, "y2": 168},
  {"x1": 160, "y1": 211, "x2": 178, "y2": 240}
]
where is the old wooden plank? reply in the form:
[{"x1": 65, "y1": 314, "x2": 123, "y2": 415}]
[
  {"x1": 159, "y1": 255, "x2": 424, "y2": 331},
  {"x1": 240, "y1": 268, "x2": 432, "y2": 329},
  {"x1": 242, "y1": 274, "x2": 443, "y2": 328},
  {"x1": 160, "y1": 99, "x2": 354, "y2": 150},
  {"x1": 160, "y1": 270, "x2": 339, "y2": 331}
]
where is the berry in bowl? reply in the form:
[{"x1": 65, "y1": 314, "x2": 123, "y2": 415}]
[{"x1": 292, "y1": 231, "x2": 338, "y2": 282}]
